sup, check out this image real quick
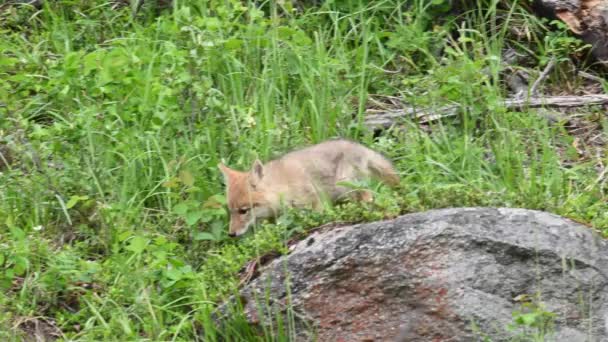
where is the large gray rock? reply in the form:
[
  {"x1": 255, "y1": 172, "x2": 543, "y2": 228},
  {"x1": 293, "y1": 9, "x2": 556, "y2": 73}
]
[{"x1": 233, "y1": 208, "x2": 608, "y2": 341}]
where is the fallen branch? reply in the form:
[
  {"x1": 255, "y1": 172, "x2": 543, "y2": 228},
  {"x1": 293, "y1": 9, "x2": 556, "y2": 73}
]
[
  {"x1": 578, "y1": 70, "x2": 606, "y2": 84},
  {"x1": 504, "y1": 94, "x2": 608, "y2": 108},
  {"x1": 365, "y1": 105, "x2": 459, "y2": 129},
  {"x1": 365, "y1": 94, "x2": 608, "y2": 130},
  {"x1": 529, "y1": 57, "x2": 556, "y2": 96}
]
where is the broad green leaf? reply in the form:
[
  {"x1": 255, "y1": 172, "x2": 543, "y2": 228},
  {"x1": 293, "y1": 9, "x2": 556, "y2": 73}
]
[
  {"x1": 203, "y1": 194, "x2": 226, "y2": 208},
  {"x1": 186, "y1": 211, "x2": 203, "y2": 226},
  {"x1": 293, "y1": 31, "x2": 312, "y2": 46},
  {"x1": 277, "y1": 26, "x2": 296, "y2": 40},
  {"x1": 117, "y1": 230, "x2": 132, "y2": 242},
  {"x1": 521, "y1": 313, "x2": 537, "y2": 326},
  {"x1": 203, "y1": 17, "x2": 221, "y2": 30},
  {"x1": 173, "y1": 202, "x2": 190, "y2": 215},
  {"x1": 211, "y1": 221, "x2": 224, "y2": 236},
  {"x1": 64, "y1": 51, "x2": 82, "y2": 70},
  {"x1": 0, "y1": 57, "x2": 18, "y2": 67},
  {"x1": 224, "y1": 38, "x2": 243, "y2": 50},
  {"x1": 5, "y1": 269, "x2": 14, "y2": 280},
  {"x1": 126, "y1": 236, "x2": 149, "y2": 254},
  {"x1": 179, "y1": 170, "x2": 195, "y2": 187},
  {"x1": 10, "y1": 227, "x2": 25, "y2": 240},
  {"x1": 193, "y1": 232, "x2": 216, "y2": 241},
  {"x1": 83, "y1": 50, "x2": 104, "y2": 75},
  {"x1": 199, "y1": 211, "x2": 215, "y2": 223},
  {"x1": 66, "y1": 195, "x2": 89, "y2": 209},
  {"x1": 165, "y1": 267, "x2": 182, "y2": 280},
  {"x1": 13, "y1": 257, "x2": 27, "y2": 275},
  {"x1": 162, "y1": 177, "x2": 180, "y2": 188}
]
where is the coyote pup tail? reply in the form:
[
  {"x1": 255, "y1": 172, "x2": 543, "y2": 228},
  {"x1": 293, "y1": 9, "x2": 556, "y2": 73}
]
[{"x1": 367, "y1": 151, "x2": 400, "y2": 187}]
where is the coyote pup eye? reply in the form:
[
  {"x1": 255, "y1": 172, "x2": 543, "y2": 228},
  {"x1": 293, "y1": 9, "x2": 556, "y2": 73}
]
[{"x1": 237, "y1": 207, "x2": 250, "y2": 215}]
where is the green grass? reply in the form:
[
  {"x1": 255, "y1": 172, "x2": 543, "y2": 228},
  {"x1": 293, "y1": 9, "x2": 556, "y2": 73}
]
[{"x1": 0, "y1": 0, "x2": 606, "y2": 340}]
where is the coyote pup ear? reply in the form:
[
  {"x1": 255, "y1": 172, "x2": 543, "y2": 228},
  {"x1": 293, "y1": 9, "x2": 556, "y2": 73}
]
[
  {"x1": 249, "y1": 159, "x2": 264, "y2": 186},
  {"x1": 218, "y1": 163, "x2": 233, "y2": 182}
]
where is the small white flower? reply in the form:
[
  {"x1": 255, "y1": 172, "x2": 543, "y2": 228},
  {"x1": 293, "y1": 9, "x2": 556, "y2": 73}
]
[{"x1": 33, "y1": 225, "x2": 43, "y2": 231}]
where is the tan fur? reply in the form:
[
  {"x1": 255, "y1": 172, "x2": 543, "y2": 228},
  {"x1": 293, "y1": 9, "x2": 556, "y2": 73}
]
[{"x1": 218, "y1": 139, "x2": 400, "y2": 236}]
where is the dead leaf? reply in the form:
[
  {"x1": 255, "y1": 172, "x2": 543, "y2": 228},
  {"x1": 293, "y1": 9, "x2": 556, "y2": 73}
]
[{"x1": 556, "y1": 10, "x2": 583, "y2": 34}]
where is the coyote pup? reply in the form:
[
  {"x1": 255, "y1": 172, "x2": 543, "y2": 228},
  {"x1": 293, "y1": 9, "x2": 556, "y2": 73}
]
[{"x1": 218, "y1": 139, "x2": 399, "y2": 237}]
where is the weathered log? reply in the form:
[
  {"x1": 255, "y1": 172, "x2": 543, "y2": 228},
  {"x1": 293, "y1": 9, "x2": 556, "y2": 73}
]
[
  {"x1": 365, "y1": 94, "x2": 608, "y2": 129},
  {"x1": 535, "y1": 0, "x2": 608, "y2": 63}
]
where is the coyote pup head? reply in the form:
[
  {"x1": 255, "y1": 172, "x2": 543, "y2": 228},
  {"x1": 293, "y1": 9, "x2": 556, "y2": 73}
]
[{"x1": 218, "y1": 160, "x2": 273, "y2": 237}]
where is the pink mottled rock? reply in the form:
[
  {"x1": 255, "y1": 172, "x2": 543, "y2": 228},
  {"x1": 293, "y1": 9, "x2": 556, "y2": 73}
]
[{"x1": 229, "y1": 208, "x2": 608, "y2": 341}]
